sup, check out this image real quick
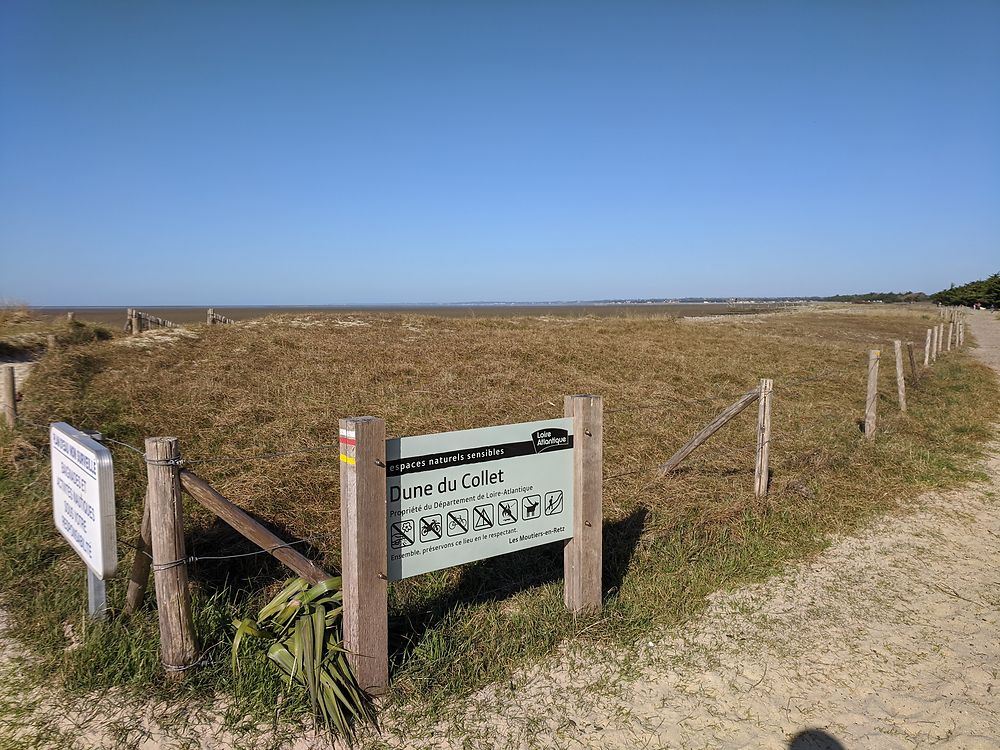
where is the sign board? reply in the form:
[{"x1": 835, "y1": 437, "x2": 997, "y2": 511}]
[
  {"x1": 386, "y1": 418, "x2": 574, "y2": 580},
  {"x1": 50, "y1": 422, "x2": 117, "y2": 579}
]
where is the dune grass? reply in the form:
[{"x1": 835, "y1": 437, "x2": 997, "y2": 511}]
[{"x1": 0, "y1": 305, "x2": 997, "y2": 735}]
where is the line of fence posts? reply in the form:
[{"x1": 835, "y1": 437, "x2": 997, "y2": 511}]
[{"x1": 865, "y1": 308, "x2": 970, "y2": 438}]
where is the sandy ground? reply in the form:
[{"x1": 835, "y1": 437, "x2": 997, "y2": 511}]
[{"x1": 1, "y1": 311, "x2": 998, "y2": 749}]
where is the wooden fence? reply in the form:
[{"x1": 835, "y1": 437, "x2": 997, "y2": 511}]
[{"x1": 1, "y1": 305, "x2": 972, "y2": 695}]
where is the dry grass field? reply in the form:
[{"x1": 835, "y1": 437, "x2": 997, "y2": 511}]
[{"x1": 1, "y1": 304, "x2": 997, "y2": 735}]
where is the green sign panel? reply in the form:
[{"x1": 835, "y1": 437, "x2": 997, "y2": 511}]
[{"x1": 386, "y1": 418, "x2": 574, "y2": 580}]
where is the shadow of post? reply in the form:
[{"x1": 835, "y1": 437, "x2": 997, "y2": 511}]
[{"x1": 788, "y1": 728, "x2": 847, "y2": 750}]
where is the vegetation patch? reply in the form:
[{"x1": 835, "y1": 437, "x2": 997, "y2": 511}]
[{"x1": 0, "y1": 305, "x2": 997, "y2": 740}]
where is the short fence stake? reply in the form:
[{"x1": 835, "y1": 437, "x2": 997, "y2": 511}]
[
  {"x1": 66, "y1": 311, "x2": 75, "y2": 323},
  {"x1": 1, "y1": 366, "x2": 15, "y2": 429},
  {"x1": 865, "y1": 350, "x2": 880, "y2": 439},
  {"x1": 947, "y1": 322, "x2": 953, "y2": 352},
  {"x1": 924, "y1": 329, "x2": 931, "y2": 367},
  {"x1": 124, "y1": 491, "x2": 153, "y2": 615},
  {"x1": 339, "y1": 416, "x2": 389, "y2": 695},
  {"x1": 932, "y1": 326, "x2": 939, "y2": 362},
  {"x1": 937, "y1": 324, "x2": 944, "y2": 357},
  {"x1": 145, "y1": 437, "x2": 197, "y2": 680},
  {"x1": 754, "y1": 379, "x2": 772, "y2": 498},
  {"x1": 564, "y1": 395, "x2": 603, "y2": 614},
  {"x1": 893, "y1": 340, "x2": 906, "y2": 412},
  {"x1": 906, "y1": 341, "x2": 918, "y2": 384},
  {"x1": 207, "y1": 308, "x2": 215, "y2": 325}
]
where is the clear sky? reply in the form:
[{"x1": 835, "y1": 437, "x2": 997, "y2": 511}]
[{"x1": 2, "y1": 2, "x2": 998, "y2": 305}]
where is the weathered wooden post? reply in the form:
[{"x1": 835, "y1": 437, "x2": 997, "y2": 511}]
[
  {"x1": 906, "y1": 341, "x2": 918, "y2": 384},
  {"x1": 66, "y1": 311, "x2": 75, "y2": 323},
  {"x1": 893, "y1": 340, "x2": 906, "y2": 412},
  {"x1": 124, "y1": 492, "x2": 152, "y2": 616},
  {"x1": 1, "y1": 366, "x2": 15, "y2": 430},
  {"x1": 207, "y1": 309, "x2": 215, "y2": 325},
  {"x1": 754, "y1": 379, "x2": 772, "y2": 498},
  {"x1": 47, "y1": 334, "x2": 58, "y2": 352},
  {"x1": 947, "y1": 322, "x2": 954, "y2": 352},
  {"x1": 564, "y1": 395, "x2": 603, "y2": 614},
  {"x1": 865, "y1": 350, "x2": 880, "y2": 439},
  {"x1": 145, "y1": 437, "x2": 197, "y2": 680},
  {"x1": 932, "y1": 326, "x2": 939, "y2": 362},
  {"x1": 131, "y1": 310, "x2": 142, "y2": 335},
  {"x1": 339, "y1": 416, "x2": 389, "y2": 695},
  {"x1": 937, "y1": 324, "x2": 944, "y2": 357},
  {"x1": 924, "y1": 329, "x2": 932, "y2": 366}
]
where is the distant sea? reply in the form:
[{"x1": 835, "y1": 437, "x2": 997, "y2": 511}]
[{"x1": 34, "y1": 302, "x2": 793, "y2": 326}]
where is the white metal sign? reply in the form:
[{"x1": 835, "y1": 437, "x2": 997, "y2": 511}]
[
  {"x1": 386, "y1": 418, "x2": 574, "y2": 580},
  {"x1": 50, "y1": 422, "x2": 117, "y2": 579}
]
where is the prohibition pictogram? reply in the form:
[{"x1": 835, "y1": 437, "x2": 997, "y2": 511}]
[
  {"x1": 446, "y1": 509, "x2": 469, "y2": 536},
  {"x1": 390, "y1": 520, "x2": 415, "y2": 549},
  {"x1": 419, "y1": 514, "x2": 443, "y2": 543},
  {"x1": 472, "y1": 503, "x2": 494, "y2": 531},
  {"x1": 498, "y1": 498, "x2": 518, "y2": 526},
  {"x1": 522, "y1": 494, "x2": 541, "y2": 520}
]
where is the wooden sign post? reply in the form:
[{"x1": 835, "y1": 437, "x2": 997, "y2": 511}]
[
  {"x1": 564, "y1": 395, "x2": 603, "y2": 614},
  {"x1": 339, "y1": 416, "x2": 389, "y2": 696}
]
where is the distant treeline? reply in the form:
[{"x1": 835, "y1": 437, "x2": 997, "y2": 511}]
[
  {"x1": 931, "y1": 273, "x2": 1000, "y2": 307},
  {"x1": 819, "y1": 291, "x2": 929, "y2": 304}
]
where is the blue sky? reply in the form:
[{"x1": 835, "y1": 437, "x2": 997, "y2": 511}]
[{"x1": 2, "y1": 2, "x2": 998, "y2": 305}]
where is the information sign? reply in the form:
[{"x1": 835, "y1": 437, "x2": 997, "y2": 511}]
[
  {"x1": 386, "y1": 418, "x2": 573, "y2": 580},
  {"x1": 50, "y1": 422, "x2": 117, "y2": 579}
]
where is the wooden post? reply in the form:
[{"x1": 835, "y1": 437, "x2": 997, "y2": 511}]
[
  {"x1": 924, "y1": 329, "x2": 931, "y2": 367},
  {"x1": 931, "y1": 326, "x2": 939, "y2": 362},
  {"x1": 207, "y1": 309, "x2": 215, "y2": 325},
  {"x1": 564, "y1": 394, "x2": 603, "y2": 614},
  {"x1": 893, "y1": 340, "x2": 906, "y2": 412},
  {"x1": 47, "y1": 334, "x2": 58, "y2": 352},
  {"x1": 865, "y1": 350, "x2": 880, "y2": 439},
  {"x1": 66, "y1": 311, "x2": 75, "y2": 323},
  {"x1": 960, "y1": 321, "x2": 965, "y2": 346},
  {"x1": 937, "y1": 324, "x2": 944, "y2": 357},
  {"x1": 124, "y1": 491, "x2": 152, "y2": 615},
  {"x1": 658, "y1": 387, "x2": 760, "y2": 474},
  {"x1": 339, "y1": 416, "x2": 388, "y2": 695},
  {"x1": 145, "y1": 437, "x2": 197, "y2": 680},
  {"x1": 906, "y1": 341, "x2": 918, "y2": 384},
  {"x1": 131, "y1": 311, "x2": 141, "y2": 335},
  {"x1": 179, "y1": 471, "x2": 330, "y2": 583},
  {"x1": 947, "y1": 322, "x2": 954, "y2": 352},
  {"x1": 753, "y1": 379, "x2": 772, "y2": 498},
  {"x1": 1, "y1": 366, "x2": 15, "y2": 429}
]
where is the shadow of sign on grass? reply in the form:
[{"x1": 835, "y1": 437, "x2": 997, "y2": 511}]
[{"x1": 388, "y1": 508, "x2": 649, "y2": 672}]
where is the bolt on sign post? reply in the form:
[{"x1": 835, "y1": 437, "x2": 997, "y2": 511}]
[
  {"x1": 340, "y1": 398, "x2": 602, "y2": 694},
  {"x1": 50, "y1": 423, "x2": 117, "y2": 619},
  {"x1": 865, "y1": 350, "x2": 880, "y2": 439}
]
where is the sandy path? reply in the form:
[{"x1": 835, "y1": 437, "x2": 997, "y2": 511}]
[
  {"x1": 379, "y1": 311, "x2": 1000, "y2": 749},
  {"x1": 2, "y1": 313, "x2": 999, "y2": 749}
]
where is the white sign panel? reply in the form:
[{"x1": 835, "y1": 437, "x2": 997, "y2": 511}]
[
  {"x1": 50, "y1": 422, "x2": 117, "y2": 579},
  {"x1": 386, "y1": 418, "x2": 574, "y2": 580}
]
